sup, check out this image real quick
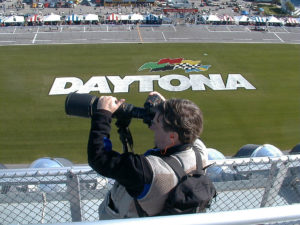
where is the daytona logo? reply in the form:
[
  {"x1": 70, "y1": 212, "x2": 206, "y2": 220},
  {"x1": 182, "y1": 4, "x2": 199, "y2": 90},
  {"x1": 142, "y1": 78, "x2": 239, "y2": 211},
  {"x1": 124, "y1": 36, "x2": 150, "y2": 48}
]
[{"x1": 49, "y1": 74, "x2": 256, "y2": 95}]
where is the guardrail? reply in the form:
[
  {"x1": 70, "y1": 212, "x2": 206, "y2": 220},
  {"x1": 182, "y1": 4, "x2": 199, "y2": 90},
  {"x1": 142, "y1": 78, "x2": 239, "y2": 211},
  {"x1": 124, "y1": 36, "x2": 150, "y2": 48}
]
[
  {"x1": 1, "y1": 154, "x2": 300, "y2": 224},
  {"x1": 35, "y1": 204, "x2": 300, "y2": 225}
]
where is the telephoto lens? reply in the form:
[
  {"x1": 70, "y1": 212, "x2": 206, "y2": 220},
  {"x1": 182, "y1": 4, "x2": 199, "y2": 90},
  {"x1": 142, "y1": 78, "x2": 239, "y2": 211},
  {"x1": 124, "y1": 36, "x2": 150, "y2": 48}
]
[
  {"x1": 65, "y1": 93, "x2": 98, "y2": 118},
  {"x1": 65, "y1": 93, "x2": 158, "y2": 124}
]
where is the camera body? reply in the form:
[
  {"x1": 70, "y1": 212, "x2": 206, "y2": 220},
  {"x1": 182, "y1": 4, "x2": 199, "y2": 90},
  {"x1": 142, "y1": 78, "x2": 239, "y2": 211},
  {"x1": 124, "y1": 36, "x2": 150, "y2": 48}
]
[{"x1": 65, "y1": 93, "x2": 161, "y2": 126}]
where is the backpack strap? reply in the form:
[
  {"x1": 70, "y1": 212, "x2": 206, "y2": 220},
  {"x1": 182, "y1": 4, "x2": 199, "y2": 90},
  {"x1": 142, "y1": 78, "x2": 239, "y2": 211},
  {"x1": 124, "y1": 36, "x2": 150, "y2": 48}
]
[
  {"x1": 134, "y1": 198, "x2": 149, "y2": 217},
  {"x1": 193, "y1": 147, "x2": 204, "y2": 174},
  {"x1": 162, "y1": 155, "x2": 186, "y2": 179},
  {"x1": 163, "y1": 147, "x2": 204, "y2": 179}
]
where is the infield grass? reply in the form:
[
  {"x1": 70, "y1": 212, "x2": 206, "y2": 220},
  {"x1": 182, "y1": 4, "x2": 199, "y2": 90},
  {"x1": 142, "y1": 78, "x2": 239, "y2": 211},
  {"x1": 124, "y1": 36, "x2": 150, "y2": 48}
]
[{"x1": 0, "y1": 43, "x2": 299, "y2": 164}]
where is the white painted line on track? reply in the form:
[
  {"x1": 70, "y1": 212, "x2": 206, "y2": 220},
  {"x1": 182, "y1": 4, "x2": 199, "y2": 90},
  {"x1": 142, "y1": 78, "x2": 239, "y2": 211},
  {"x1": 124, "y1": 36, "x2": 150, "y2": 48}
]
[
  {"x1": 101, "y1": 38, "x2": 122, "y2": 41},
  {"x1": 32, "y1": 27, "x2": 39, "y2": 44},
  {"x1": 283, "y1": 27, "x2": 289, "y2": 33},
  {"x1": 172, "y1": 25, "x2": 177, "y2": 32},
  {"x1": 13, "y1": 27, "x2": 17, "y2": 34},
  {"x1": 0, "y1": 41, "x2": 16, "y2": 43},
  {"x1": 143, "y1": 37, "x2": 163, "y2": 40},
  {"x1": 273, "y1": 31, "x2": 290, "y2": 33},
  {"x1": 35, "y1": 40, "x2": 52, "y2": 42},
  {"x1": 273, "y1": 32, "x2": 284, "y2": 43},
  {"x1": 0, "y1": 32, "x2": 15, "y2": 35},
  {"x1": 32, "y1": 33, "x2": 37, "y2": 44},
  {"x1": 169, "y1": 38, "x2": 189, "y2": 39},
  {"x1": 208, "y1": 30, "x2": 250, "y2": 33},
  {"x1": 78, "y1": 30, "x2": 128, "y2": 33},
  {"x1": 234, "y1": 38, "x2": 252, "y2": 41},
  {"x1": 162, "y1": 32, "x2": 167, "y2": 41}
]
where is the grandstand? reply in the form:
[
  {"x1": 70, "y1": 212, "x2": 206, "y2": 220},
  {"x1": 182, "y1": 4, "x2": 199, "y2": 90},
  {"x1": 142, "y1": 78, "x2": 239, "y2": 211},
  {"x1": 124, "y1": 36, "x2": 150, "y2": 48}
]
[{"x1": 1, "y1": 144, "x2": 300, "y2": 225}]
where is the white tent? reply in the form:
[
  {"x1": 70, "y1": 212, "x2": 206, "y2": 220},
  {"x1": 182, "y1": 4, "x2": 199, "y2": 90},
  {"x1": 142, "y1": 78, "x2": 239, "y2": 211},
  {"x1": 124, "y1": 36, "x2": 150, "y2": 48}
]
[
  {"x1": 3, "y1": 16, "x2": 25, "y2": 24},
  {"x1": 120, "y1": 14, "x2": 130, "y2": 21},
  {"x1": 267, "y1": 16, "x2": 283, "y2": 26},
  {"x1": 129, "y1": 13, "x2": 144, "y2": 22},
  {"x1": 43, "y1": 13, "x2": 61, "y2": 22},
  {"x1": 235, "y1": 15, "x2": 251, "y2": 25},
  {"x1": 83, "y1": 14, "x2": 99, "y2": 22},
  {"x1": 206, "y1": 14, "x2": 220, "y2": 22}
]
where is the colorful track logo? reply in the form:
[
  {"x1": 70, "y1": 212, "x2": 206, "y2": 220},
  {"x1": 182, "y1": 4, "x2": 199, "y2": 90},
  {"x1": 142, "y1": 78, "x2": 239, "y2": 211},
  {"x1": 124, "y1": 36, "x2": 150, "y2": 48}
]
[{"x1": 138, "y1": 58, "x2": 211, "y2": 73}]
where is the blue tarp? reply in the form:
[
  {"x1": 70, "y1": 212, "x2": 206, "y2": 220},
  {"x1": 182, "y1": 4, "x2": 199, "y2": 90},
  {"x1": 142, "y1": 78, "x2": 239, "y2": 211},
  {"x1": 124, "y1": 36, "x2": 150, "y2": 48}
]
[
  {"x1": 66, "y1": 14, "x2": 80, "y2": 22},
  {"x1": 241, "y1": 10, "x2": 249, "y2": 15},
  {"x1": 145, "y1": 14, "x2": 158, "y2": 21}
]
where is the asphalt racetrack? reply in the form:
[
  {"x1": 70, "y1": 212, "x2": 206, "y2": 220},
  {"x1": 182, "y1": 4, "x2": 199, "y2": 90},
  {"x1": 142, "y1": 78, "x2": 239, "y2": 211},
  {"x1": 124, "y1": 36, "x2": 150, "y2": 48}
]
[{"x1": 0, "y1": 24, "x2": 300, "y2": 45}]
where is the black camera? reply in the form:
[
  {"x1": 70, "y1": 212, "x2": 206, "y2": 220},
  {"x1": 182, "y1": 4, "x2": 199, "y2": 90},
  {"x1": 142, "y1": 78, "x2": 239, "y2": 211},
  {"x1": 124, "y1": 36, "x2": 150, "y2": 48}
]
[{"x1": 65, "y1": 92, "x2": 161, "y2": 126}]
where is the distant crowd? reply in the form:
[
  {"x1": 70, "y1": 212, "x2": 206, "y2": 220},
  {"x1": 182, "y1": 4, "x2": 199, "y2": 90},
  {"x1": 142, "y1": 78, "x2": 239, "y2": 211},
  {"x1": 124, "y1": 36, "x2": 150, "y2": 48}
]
[{"x1": 1, "y1": 12, "x2": 300, "y2": 27}]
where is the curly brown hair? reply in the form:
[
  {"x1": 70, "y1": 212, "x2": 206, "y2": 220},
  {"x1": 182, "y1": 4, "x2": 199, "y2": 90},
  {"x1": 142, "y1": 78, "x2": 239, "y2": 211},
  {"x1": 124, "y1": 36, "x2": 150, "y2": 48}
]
[{"x1": 155, "y1": 98, "x2": 203, "y2": 144}]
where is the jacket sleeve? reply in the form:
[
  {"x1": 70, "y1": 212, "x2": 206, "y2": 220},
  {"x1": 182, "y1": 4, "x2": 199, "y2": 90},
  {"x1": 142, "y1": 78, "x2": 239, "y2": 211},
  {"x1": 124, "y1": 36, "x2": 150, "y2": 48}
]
[{"x1": 87, "y1": 109, "x2": 153, "y2": 197}]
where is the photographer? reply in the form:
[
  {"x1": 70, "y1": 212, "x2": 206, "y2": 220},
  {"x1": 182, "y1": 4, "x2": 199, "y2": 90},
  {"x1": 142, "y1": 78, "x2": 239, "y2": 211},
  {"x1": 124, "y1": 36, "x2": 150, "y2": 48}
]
[{"x1": 87, "y1": 92, "x2": 209, "y2": 219}]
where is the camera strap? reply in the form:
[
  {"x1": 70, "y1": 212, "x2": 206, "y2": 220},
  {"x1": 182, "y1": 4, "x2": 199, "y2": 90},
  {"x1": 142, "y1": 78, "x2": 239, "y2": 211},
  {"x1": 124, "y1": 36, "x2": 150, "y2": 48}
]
[
  {"x1": 117, "y1": 126, "x2": 134, "y2": 153},
  {"x1": 115, "y1": 118, "x2": 134, "y2": 153}
]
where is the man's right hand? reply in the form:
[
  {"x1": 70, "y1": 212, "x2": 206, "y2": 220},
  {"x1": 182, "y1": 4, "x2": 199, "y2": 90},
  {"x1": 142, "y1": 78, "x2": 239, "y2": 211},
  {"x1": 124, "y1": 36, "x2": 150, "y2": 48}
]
[
  {"x1": 148, "y1": 91, "x2": 166, "y2": 102},
  {"x1": 97, "y1": 96, "x2": 125, "y2": 114}
]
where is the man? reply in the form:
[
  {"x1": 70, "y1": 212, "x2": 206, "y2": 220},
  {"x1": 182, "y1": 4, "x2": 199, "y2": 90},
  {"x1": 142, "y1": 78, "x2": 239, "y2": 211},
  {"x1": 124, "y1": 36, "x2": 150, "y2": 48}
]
[{"x1": 88, "y1": 92, "x2": 208, "y2": 219}]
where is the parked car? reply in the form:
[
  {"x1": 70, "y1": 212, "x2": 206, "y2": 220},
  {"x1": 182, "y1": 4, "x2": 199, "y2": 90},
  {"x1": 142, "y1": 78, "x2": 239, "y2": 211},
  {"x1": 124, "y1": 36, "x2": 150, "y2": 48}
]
[
  {"x1": 49, "y1": 2, "x2": 56, "y2": 7},
  {"x1": 252, "y1": 26, "x2": 267, "y2": 31},
  {"x1": 37, "y1": 2, "x2": 44, "y2": 8}
]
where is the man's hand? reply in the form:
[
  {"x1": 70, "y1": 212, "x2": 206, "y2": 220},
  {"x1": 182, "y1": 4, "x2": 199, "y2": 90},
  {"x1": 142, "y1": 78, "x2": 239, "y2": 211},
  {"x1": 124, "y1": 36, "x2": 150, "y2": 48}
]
[
  {"x1": 148, "y1": 91, "x2": 166, "y2": 102},
  {"x1": 97, "y1": 96, "x2": 125, "y2": 114}
]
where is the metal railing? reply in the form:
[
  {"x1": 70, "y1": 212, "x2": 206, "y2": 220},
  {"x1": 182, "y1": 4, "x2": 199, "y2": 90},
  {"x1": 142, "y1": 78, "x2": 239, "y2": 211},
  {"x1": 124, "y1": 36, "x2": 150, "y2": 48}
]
[
  {"x1": 1, "y1": 154, "x2": 300, "y2": 224},
  {"x1": 35, "y1": 204, "x2": 300, "y2": 225}
]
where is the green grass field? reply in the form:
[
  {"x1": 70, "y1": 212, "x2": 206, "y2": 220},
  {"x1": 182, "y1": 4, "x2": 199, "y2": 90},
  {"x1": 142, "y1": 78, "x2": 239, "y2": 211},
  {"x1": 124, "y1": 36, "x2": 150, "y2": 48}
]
[{"x1": 0, "y1": 43, "x2": 299, "y2": 164}]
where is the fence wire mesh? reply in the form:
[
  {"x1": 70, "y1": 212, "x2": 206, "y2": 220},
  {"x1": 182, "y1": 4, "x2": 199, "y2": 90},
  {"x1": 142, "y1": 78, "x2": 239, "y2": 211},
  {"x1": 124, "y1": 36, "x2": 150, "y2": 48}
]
[{"x1": 1, "y1": 154, "x2": 300, "y2": 224}]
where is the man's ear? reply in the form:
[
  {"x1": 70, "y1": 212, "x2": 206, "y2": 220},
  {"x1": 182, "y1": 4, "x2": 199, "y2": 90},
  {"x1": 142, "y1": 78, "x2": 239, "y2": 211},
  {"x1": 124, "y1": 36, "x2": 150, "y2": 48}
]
[{"x1": 169, "y1": 132, "x2": 179, "y2": 144}]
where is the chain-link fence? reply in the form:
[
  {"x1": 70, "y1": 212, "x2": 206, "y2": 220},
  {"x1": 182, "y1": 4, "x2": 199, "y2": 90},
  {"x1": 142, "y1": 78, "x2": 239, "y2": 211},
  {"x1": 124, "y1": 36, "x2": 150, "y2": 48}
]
[{"x1": 1, "y1": 154, "x2": 300, "y2": 225}]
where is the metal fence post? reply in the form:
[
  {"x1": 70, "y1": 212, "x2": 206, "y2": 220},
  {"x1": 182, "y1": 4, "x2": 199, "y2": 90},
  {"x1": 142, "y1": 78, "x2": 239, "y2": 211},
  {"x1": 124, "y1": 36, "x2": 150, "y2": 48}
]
[
  {"x1": 66, "y1": 171, "x2": 82, "y2": 222},
  {"x1": 260, "y1": 161, "x2": 290, "y2": 207}
]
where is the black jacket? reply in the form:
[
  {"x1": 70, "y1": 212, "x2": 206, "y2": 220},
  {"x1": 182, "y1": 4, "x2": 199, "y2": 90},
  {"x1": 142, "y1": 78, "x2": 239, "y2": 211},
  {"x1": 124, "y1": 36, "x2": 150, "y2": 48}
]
[{"x1": 87, "y1": 109, "x2": 192, "y2": 198}]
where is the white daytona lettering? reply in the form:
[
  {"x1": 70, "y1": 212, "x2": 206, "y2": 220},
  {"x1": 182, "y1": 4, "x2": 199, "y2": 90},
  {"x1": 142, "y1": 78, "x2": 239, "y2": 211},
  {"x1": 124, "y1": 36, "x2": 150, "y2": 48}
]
[{"x1": 49, "y1": 74, "x2": 256, "y2": 95}]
